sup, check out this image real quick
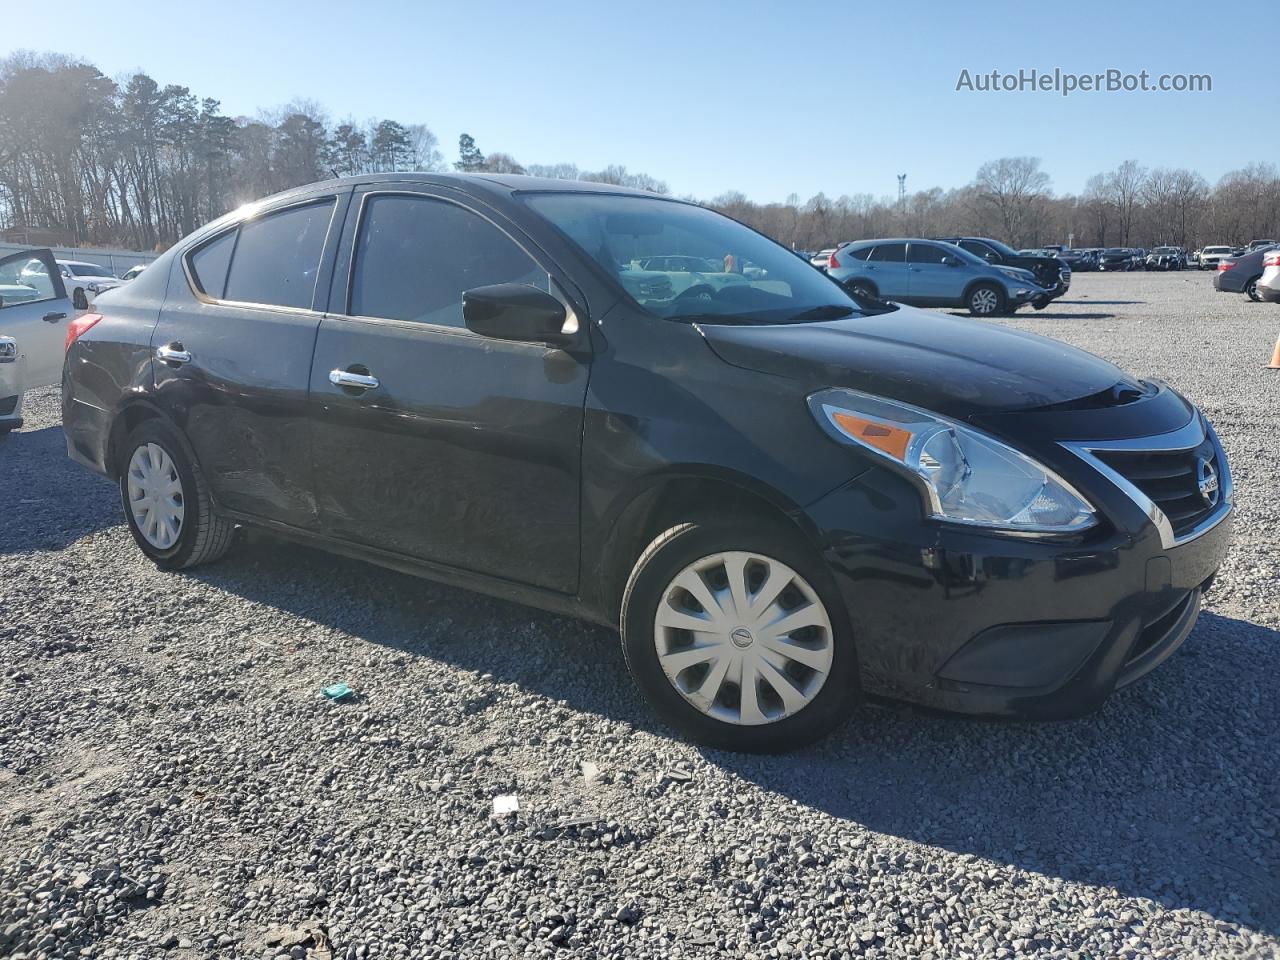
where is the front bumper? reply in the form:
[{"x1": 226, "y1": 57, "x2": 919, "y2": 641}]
[{"x1": 804, "y1": 408, "x2": 1232, "y2": 719}]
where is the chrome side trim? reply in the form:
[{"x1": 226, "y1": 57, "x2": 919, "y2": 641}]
[{"x1": 1061, "y1": 414, "x2": 1233, "y2": 551}]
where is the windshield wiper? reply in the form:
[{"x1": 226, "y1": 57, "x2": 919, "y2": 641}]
[{"x1": 784, "y1": 304, "x2": 857, "y2": 324}]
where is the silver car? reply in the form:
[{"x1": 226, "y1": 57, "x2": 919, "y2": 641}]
[{"x1": 1258, "y1": 249, "x2": 1280, "y2": 304}]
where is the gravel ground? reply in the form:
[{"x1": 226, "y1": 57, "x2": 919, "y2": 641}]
[{"x1": 1, "y1": 271, "x2": 1277, "y2": 960}]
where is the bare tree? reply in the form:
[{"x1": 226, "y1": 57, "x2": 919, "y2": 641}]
[{"x1": 973, "y1": 157, "x2": 1051, "y2": 246}]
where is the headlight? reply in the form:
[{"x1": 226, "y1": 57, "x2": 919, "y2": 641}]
[{"x1": 808, "y1": 389, "x2": 1097, "y2": 534}]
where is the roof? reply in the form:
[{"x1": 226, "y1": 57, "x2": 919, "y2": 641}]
[{"x1": 305, "y1": 171, "x2": 663, "y2": 199}]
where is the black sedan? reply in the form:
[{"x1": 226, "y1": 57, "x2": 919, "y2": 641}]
[
  {"x1": 1213, "y1": 244, "x2": 1279, "y2": 301},
  {"x1": 63, "y1": 173, "x2": 1233, "y2": 751},
  {"x1": 1098, "y1": 248, "x2": 1137, "y2": 271}
]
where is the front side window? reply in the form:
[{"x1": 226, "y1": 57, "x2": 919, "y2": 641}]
[
  {"x1": 525, "y1": 192, "x2": 871, "y2": 324},
  {"x1": 222, "y1": 199, "x2": 335, "y2": 309},
  {"x1": 69, "y1": 263, "x2": 113, "y2": 278},
  {"x1": 349, "y1": 194, "x2": 548, "y2": 327},
  {"x1": 0, "y1": 254, "x2": 57, "y2": 307},
  {"x1": 906, "y1": 243, "x2": 949, "y2": 264}
]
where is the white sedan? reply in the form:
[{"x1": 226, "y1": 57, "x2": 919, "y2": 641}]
[
  {"x1": 50, "y1": 259, "x2": 124, "y2": 308},
  {"x1": 0, "y1": 249, "x2": 76, "y2": 434}
]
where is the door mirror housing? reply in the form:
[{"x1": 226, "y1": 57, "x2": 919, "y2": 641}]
[
  {"x1": 940, "y1": 255, "x2": 958, "y2": 266},
  {"x1": 463, "y1": 283, "x2": 570, "y2": 345}
]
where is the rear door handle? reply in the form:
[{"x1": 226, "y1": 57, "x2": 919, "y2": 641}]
[
  {"x1": 42, "y1": 312, "x2": 66, "y2": 323},
  {"x1": 329, "y1": 369, "x2": 379, "y2": 390},
  {"x1": 157, "y1": 344, "x2": 192, "y2": 365}
]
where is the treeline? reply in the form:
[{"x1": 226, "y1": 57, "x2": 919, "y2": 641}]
[
  {"x1": 712, "y1": 157, "x2": 1280, "y2": 253},
  {"x1": 0, "y1": 52, "x2": 666, "y2": 251},
  {"x1": 2, "y1": 51, "x2": 1278, "y2": 254}
]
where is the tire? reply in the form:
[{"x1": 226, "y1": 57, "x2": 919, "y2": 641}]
[
  {"x1": 118, "y1": 419, "x2": 234, "y2": 570},
  {"x1": 1246, "y1": 277, "x2": 1261, "y2": 302},
  {"x1": 966, "y1": 282, "x2": 1004, "y2": 317},
  {"x1": 619, "y1": 518, "x2": 859, "y2": 752},
  {"x1": 846, "y1": 281, "x2": 877, "y2": 300}
]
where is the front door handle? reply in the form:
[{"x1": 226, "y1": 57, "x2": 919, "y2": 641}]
[
  {"x1": 329, "y1": 368, "x2": 379, "y2": 390},
  {"x1": 42, "y1": 312, "x2": 67, "y2": 323},
  {"x1": 157, "y1": 343, "x2": 192, "y2": 365}
]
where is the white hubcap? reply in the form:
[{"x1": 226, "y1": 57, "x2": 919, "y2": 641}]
[
  {"x1": 126, "y1": 443, "x2": 185, "y2": 550},
  {"x1": 653, "y1": 551, "x2": 834, "y2": 726}
]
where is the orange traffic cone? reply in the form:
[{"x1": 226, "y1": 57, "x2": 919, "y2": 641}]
[{"x1": 1269, "y1": 333, "x2": 1280, "y2": 369}]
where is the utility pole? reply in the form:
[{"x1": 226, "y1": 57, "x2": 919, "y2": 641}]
[{"x1": 897, "y1": 174, "x2": 907, "y2": 213}]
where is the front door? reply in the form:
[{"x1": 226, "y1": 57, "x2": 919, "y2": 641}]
[
  {"x1": 308, "y1": 188, "x2": 590, "y2": 593},
  {"x1": 906, "y1": 241, "x2": 961, "y2": 305},
  {"x1": 150, "y1": 191, "x2": 349, "y2": 527},
  {"x1": 0, "y1": 249, "x2": 72, "y2": 388}
]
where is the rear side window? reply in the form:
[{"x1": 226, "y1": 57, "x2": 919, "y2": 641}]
[
  {"x1": 907, "y1": 243, "x2": 949, "y2": 264},
  {"x1": 349, "y1": 194, "x2": 549, "y2": 327},
  {"x1": 189, "y1": 230, "x2": 237, "y2": 299},
  {"x1": 868, "y1": 243, "x2": 905, "y2": 262},
  {"x1": 222, "y1": 199, "x2": 336, "y2": 309},
  {"x1": 845, "y1": 246, "x2": 872, "y2": 261}
]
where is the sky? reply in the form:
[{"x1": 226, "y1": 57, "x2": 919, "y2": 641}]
[{"x1": 6, "y1": 0, "x2": 1273, "y2": 204}]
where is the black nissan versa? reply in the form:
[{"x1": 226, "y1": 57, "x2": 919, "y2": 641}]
[{"x1": 63, "y1": 174, "x2": 1233, "y2": 752}]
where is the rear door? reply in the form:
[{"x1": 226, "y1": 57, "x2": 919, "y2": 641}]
[
  {"x1": 0, "y1": 249, "x2": 72, "y2": 388},
  {"x1": 863, "y1": 243, "x2": 909, "y2": 298},
  {"x1": 150, "y1": 189, "x2": 350, "y2": 528},
  {"x1": 308, "y1": 185, "x2": 590, "y2": 593}
]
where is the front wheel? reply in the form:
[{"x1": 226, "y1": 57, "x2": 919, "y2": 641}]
[
  {"x1": 620, "y1": 520, "x2": 859, "y2": 752},
  {"x1": 966, "y1": 283, "x2": 1004, "y2": 316},
  {"x1": 119, "y1": 419, "x2": 235, "y2": 570}
]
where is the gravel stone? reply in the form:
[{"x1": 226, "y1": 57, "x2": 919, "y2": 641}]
[{"x1": 0, "y1": 272, "x2": 1277, "y2": 958}]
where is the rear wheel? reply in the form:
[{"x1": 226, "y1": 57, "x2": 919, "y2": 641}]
[
  {"x1": 1246, "y1": 277, "x2": 1262, "y2": 301},
  {"x1": 966, "y1": 283, "x2": 1004, "y2": 316},
  {"x1": 118, "y1": 419, "x2": 234, "y2": 570},
  {"x1": 620, "y1": 519, "x2": 859, "y2": 752}
]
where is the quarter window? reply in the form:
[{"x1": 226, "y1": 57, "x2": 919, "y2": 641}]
[
  {"x1": 349, "y1": 194, "x2": 549, "y2": 327},
  {"x1": 189, "y1": 230, "x2": 237, "y2": 299},
  {"x1": 222, "y1": 199, "x2": 336, "y2": 309}
]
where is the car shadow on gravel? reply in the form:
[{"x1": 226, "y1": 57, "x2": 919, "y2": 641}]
[
  {"x1": 0, "y1": 426, "x2": 119, "y2": 555},
  {"x1": 191, "y1": 536, "x2": 1278, "y2": 938},
  {"x1": 945, "y1": 311, "x2": 1117, "y2": 321}
]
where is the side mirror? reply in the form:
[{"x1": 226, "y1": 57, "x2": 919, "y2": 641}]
[
  {"x1": 940, "y1": 256, "x2": 958, "y2": 266},
  {"x1": 463, "y1": 283, "x2": 569, "y2": 345}
]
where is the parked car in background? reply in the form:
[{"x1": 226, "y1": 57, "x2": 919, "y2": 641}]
[
  {"x1": 61, "y1": 172, "x2": 1233, "y2": 750},
  {"x1": 932, "y1": 236, "x2": 1069, "y2": 307},
  {"x1": 1098, "y1": 248, "x2": 1136, "y2": 271},
  {"x1": 1188, "y1": 249, "x2": 1201, "y2": 267},
  {"x1": 1059, "y1": 248, "x2": 1098, "y2": 272},
  {"x1": 1258, "y1": 250, "x2": 1280, "y2": 303},
  {"x1": 0, "y1": 248, "x2": 74, "y2": 434},
  {"x1": 1146, "y1": 247, "x2": 1186, "y2": 271},
  {"x1": 1213, "y1": 244, "x2": 1278, "y2": 301},
  {"x1": 828, "y1": 238, "x2": 1050, "y2": 315},
  {"x1": 50, "y1": 259, "x2": 123, "y2": 308},
  {"x1": 121, "y1": 264, "x2": 148, "y2": 281},
  {"x1": 1198, "y1": 245, "x2": 1235, "y2": 270},
  {"x1": 812, "y1": 246, "x2": 845, "y2": 271},
  {"x1": 1247, "y1": 239, "x2": 1276, "y2": 251}
]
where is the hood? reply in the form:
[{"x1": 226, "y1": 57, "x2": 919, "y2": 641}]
[{"x1": 697, "y1": 304, "x2": 1130, "y2": 418}]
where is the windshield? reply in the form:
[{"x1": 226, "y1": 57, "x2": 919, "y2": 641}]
[
  {"x1": 1204, "y1": 247, "x2": 1230, "y2": 254},
  {"x1": 982, "y1": 238, "x2": 1021, "y2": 258},
  {"x1": 68, "y1": 263, "x2": 113, "y2": 277},
  {"x1": 1154, "y1": 247, "x2": 1178, "y2": 254},
  {"x1": 524, "y1": 192, "x2": 870, "y2": 324}
]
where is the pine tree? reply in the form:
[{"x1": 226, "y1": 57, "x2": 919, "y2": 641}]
[{"x1": 455, "y1": 133, "x2": 485, "y2": 172}]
